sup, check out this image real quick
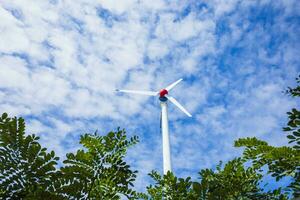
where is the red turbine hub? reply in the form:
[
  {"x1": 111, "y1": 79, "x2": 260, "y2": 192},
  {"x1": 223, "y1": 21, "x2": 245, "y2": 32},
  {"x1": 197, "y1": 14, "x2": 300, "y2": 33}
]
[{"x1": 159, "y1": 89, "x2": 168, "y2": 97}]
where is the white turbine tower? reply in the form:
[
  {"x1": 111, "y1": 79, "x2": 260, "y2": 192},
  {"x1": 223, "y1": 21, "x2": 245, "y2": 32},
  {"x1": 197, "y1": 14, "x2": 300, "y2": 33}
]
[{"x1": 116, "y1": 78, "x2": 192, "y2": 174}]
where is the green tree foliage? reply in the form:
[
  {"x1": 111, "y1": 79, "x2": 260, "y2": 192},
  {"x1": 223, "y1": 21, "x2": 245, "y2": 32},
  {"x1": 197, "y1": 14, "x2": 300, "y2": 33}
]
[
  {"x1": 0, "y1": 113, "x2": 59, "y2": 199},
  {"x1": 54, "y1": 130, "x2": 141, "y2": 199},
  {"x1": 0, "y1": 114, "x2": 140, "y2": 199},
  {"x1": 285, "y1": 75, "x2": 300, "y2": 97},
  {"x1": 235, "y1": 76, "x2": 300, "y2": 198},
  {"x1": 284, "y1": 75, "x2": 300, "y2": 150},
  {"x1": 145, "y1": 158, "x2": 283, "y2": 200},
  {"x1": 195, "y1": 158, "x2": 284, "y2": 200},
  {"x1": 145, "y1": 170, "x2": 197, "y2": 199},
  {"x1": 235, "y1": 137, "x2": 299, "y2": 197}
]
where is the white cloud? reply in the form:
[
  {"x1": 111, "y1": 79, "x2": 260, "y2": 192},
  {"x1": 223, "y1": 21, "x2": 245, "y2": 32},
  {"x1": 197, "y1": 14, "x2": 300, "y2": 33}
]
[
  {"x1": 0, "y1": 55, "x2": 30, "y2": 88},
  {"x1": 155, "y1": 13, "x2": 215, "y2": 42},
  {"x1": 147, "y1": 39, "x2": 169, "y2": 60},
  {"x1": 208, "y1": 0, "x2": 239, "y2": 18},
  {"x1": 0, "y1": 7, "x2": 30, "y2": 53},
  {"x1": 98, "y1": 0, "x2": 137, "y2": 15},
  {"x1": 0, "y1": 103, "x2": 31, "y2": 116}
]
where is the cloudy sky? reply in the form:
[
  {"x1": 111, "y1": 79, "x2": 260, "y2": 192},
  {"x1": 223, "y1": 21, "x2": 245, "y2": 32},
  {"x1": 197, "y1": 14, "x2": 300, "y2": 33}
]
[{"x1": 0, "y1": 0, "x2": 299, "y2": 191}]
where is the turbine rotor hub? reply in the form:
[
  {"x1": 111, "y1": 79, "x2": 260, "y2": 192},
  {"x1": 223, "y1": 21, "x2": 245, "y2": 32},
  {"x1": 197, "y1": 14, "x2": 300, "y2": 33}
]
[{"x1": 159, "y1": 89, "x2": 168, "y2": 97}]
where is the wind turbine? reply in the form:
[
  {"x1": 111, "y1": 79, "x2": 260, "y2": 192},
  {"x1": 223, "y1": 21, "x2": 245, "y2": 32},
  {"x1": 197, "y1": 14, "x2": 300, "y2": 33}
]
[{"x1": 116, "y1": 78, "x2": 192, "y2": 174}]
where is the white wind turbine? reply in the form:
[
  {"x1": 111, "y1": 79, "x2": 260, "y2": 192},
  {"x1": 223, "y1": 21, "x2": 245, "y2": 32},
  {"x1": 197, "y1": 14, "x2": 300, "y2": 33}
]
[{"x1": 116, "y1": 78, "x2": 192, "y2": 174}]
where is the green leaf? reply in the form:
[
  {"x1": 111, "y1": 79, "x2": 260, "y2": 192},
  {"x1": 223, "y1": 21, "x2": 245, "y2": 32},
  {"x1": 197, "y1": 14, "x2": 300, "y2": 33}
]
[
  {"x1": 283, "y1": 127, "x2": 292, "y2": 131},
  {"x1": 1, "y1": 113, "x2": 8, "y2": 119},
  {"x1": 287, "y1": 135, "x2": 296, "y2": 140},
  {"x1": 292, "y1": 131, "x2": 300, "y2": 137}
]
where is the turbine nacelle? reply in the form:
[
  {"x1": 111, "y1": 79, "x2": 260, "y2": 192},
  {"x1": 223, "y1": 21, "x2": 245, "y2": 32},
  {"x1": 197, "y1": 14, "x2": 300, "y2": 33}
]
[{"x1": 116, "y1": 78, "x2": 192, "y2": 117}]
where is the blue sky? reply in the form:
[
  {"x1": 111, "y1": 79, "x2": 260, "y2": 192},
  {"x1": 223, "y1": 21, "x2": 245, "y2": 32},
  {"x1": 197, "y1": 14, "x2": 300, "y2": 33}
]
[{"x1": 0, "y1": 0, "x2": 299, "y2": 191}]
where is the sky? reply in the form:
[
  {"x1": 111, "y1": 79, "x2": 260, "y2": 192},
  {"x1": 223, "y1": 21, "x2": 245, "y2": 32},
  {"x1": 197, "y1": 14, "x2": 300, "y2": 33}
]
[{"x1": 0, "y1": 0, "x2": 299, "y2": 192}]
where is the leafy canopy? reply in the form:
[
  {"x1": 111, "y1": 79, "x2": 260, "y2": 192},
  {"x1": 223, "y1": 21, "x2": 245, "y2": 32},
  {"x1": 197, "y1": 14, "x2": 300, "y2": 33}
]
[
  {"x1": 0, "y1": 114, "x2": 141, "y2": 199},
  {"x1": 235, "y1": 75, "x2": 300, "y2": 198},
  {"x1": 144, "y1": 158, "x2": 284, "y2": 200},
  {"x1": 55, "y1": 130, "x2": 141, "y2": 199},
  {"x1": 0, "y1": 113, "x2": 59, "y2": 199}
]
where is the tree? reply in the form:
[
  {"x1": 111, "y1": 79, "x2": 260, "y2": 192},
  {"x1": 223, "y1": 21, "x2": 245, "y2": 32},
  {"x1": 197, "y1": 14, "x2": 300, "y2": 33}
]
[
  {"x1": 0, "y1": 113, "x2": 59, "y2": 199},
  {"x1": 54, "y1": 129, "x2": 141, "y2": 199},
  {"x1": 235, "y1": 75, "x2": 300, "y2": 198},
  {"x1": 145, "y1": 170, "x2": 197, "y2": 199},
  {"x1": 195, "y1": 158, "x2": 286, "y2": 200},
  {"x1": 145, "y1": 158, "x2": 284, "y2": 200},
  {"x1": 0, "y1": 113, "x2": 141, "y2": 199}
]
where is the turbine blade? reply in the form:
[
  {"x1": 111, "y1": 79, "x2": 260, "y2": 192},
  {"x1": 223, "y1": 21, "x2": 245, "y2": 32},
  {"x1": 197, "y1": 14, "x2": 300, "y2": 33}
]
[
  {"x1": 116, "y1": 89, "x2": 157, "y2": 96},
  {"x1": 165, "y1": 78, "x2": 183, "y2": 91},
  {"x1": 166, "y1": 95, "x2": 192, "y2": 117}
]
